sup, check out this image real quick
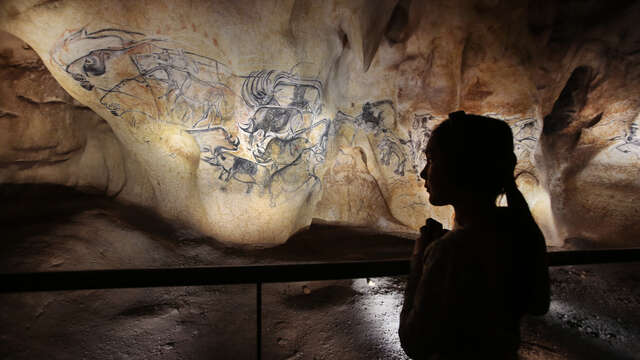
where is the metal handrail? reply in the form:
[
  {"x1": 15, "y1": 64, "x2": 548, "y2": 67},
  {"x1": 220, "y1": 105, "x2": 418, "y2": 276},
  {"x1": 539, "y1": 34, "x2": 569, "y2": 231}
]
[{"x1": 1, "y1": 249, "x2": 639, "y2": 293}]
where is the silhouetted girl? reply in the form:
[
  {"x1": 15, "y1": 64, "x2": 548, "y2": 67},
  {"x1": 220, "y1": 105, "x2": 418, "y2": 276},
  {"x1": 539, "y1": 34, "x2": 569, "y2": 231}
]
[{"x1": 399, "y1": 111, "x2": 550, "y2": 359}]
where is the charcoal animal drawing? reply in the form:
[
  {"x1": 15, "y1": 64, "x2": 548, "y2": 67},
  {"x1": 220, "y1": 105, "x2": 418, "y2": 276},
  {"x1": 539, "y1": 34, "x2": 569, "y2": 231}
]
[
  {"x1": 408, "y1": 113, "x2": 437, "y2": 177},
  {"x1": 335, "y1": 100, "x2": 411, "y2": 177},
  {"x1": 511, "y1": 117, "x2": 539, "y2": 155},
  {"x1": 610, "y1": 120, "x2": 640, "y2": 159},
  {"x1": 52, "y1": 28, "x2": 330, "y2": 206},
  {"x1": 52, "y1": 28, "x2": 236, "y2": 130}
]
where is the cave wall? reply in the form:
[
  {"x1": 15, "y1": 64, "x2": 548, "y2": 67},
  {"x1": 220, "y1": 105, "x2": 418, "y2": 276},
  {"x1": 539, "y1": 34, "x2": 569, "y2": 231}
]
[
  {"x1": 0, "y1": 0, "x2": 639, "y2": 247},
  {"x1": 0, "y1": 31, "x2": 156, "y2": 204}
]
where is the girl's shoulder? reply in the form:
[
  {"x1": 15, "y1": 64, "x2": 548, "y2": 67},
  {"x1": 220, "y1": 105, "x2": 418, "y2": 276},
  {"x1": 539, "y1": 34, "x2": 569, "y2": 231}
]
[{"x1": 428, "y1": 228, "x2": 468, "y2": 255}]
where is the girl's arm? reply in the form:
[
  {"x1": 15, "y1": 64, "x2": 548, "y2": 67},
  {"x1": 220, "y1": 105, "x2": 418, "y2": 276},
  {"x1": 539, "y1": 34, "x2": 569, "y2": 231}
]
[
  {"x1": 399, "y1": 222, "x2": 452, "y2": 359},
  {"x1": 403, "y1": 218, "x2": 446, "y2": 316}
]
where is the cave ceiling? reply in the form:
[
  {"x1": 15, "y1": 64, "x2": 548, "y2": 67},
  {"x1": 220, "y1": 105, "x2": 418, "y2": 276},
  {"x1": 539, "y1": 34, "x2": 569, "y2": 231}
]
[{"x1": 1, "y1": 0, "x2": 639, "y2": 247}]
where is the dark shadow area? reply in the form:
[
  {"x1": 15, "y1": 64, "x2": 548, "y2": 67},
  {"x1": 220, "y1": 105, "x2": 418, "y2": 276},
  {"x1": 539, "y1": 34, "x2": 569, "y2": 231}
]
[
  {"x1": 0, "y1": 183, "x2": 414, "y2": 273},
  {"x1": 542, "y1": 66, "x2": 594, "y2": 136},
  {"x1": 0, "y1": 183, "x2": 177, "y2": 243},
  {"x1": 114, "y1": 302, "x2": 180, "y2": 319},
  {"x1": 246, "y1": 223, "x2": 414, "y2": 262}
]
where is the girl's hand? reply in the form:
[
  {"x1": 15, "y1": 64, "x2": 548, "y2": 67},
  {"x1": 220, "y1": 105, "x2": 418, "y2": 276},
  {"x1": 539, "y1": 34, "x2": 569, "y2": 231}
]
[{"x1": 414, "y1": 218, "x2": 446, "y2": 256}]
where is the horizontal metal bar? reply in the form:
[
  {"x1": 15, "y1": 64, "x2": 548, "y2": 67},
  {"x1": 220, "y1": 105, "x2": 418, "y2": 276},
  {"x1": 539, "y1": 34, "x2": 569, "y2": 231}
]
[
  {"x1": 0, "y1": 260, "x2": 409, "y2": 293},
  {"x1": 1, "y1": 249, "x2": 639, "y2": 293},
  {"x1": 546, "y1": 248, "x2": 640, "y2": 266}
]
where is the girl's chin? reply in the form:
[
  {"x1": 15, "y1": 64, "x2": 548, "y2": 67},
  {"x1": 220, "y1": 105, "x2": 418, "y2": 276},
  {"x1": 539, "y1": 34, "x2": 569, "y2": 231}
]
[{"x1": 428, "y1": 193, "x2": 451, "y2": 206}]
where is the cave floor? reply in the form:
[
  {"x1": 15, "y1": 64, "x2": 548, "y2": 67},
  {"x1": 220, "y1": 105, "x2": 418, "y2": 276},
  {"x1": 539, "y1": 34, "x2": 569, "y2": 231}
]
[{"x1": 0, "y1": 185, "x2": 639, "y2": 360}]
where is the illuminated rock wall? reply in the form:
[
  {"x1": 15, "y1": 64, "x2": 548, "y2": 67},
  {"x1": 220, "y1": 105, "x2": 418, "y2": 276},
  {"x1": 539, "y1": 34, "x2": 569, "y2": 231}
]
[
  {"x1": 1, "y1": 0, "x2": 639, "y2": 247},
  {"x1": 0, "y1": 31, "x2": 152, "y2": 202}
]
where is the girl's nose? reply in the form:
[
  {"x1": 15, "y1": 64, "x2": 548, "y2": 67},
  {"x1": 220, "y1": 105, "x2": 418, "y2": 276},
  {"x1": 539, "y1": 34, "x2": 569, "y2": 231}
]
[{"x1": 420, "y1": 165, "x2": 428, "y2": 181}]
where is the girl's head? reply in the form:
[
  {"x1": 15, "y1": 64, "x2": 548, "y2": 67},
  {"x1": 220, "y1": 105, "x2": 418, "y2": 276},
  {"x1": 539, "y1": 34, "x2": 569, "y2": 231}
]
[{"x1": 421, "y1": 111, "x2": 517, "y2": 206}]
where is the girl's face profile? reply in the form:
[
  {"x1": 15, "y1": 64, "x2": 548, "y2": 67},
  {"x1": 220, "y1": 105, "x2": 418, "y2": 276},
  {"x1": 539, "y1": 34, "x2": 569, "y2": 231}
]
[{"x1": 421, "y1": 137, "x2": 453, "y2": 206}]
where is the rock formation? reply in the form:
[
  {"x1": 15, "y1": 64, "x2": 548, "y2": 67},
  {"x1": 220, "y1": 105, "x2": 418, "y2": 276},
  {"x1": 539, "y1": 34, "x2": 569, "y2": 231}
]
[{"x1": 1, "y1": 0, "x2": 639, "y2": 247}]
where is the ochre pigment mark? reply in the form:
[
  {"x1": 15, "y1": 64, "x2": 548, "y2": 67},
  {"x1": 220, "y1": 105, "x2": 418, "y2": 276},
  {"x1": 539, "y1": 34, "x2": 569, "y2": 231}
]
[{"x1": 191, "y1": 23, "x2": 196, "y2": 32}]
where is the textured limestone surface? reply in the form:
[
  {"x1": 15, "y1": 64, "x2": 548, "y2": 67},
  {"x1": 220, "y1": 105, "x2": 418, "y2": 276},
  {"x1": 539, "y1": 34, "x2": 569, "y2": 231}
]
[
  {"x1": 0, "y1": 32, "x2": 153, "y2": 204},
  {"x1": 1, "y1": 0, "x2": 639, "y2": 246}
]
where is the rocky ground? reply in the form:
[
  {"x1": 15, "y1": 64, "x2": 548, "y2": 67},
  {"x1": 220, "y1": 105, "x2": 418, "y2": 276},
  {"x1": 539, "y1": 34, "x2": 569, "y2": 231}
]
[{"x1": 0, "y1": 184, "x2": 638, "y2": 359}]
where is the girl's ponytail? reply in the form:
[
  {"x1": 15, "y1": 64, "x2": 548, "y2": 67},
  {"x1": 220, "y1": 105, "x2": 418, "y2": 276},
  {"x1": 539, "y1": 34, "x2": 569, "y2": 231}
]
[{"x1": 505, "y1": 165, "x2": 550, "y2": 316}]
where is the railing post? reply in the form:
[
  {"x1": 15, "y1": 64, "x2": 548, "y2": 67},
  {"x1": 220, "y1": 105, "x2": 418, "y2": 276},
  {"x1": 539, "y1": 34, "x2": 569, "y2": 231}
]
[{"x1": 257, "y1": 281, "x2": 262, "y2": 360}]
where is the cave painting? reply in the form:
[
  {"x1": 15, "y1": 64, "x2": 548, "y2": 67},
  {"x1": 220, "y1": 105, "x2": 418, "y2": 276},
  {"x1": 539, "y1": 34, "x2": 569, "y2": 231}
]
[
  {"x1": 334, "y1": 100, "x2": 411, "y2": 177},
  {"x1": 482, "y1": 112, "x2": 540, "y2": 162},
  {"x1": 610, "y1": 119, "x2": 640, "y2": 159},
  {"x1": 51, "y1": 27, "x2": 411, "y2": 207},
  {"x1": 511, "y1": 117, "x2": 539, "y2": 157},
  {"x1": 52, "y1": 28, "x2": 236, "y2": 128},
  {"x1": 408, "y1": 113, "x2": 437, "y2": 179}
]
